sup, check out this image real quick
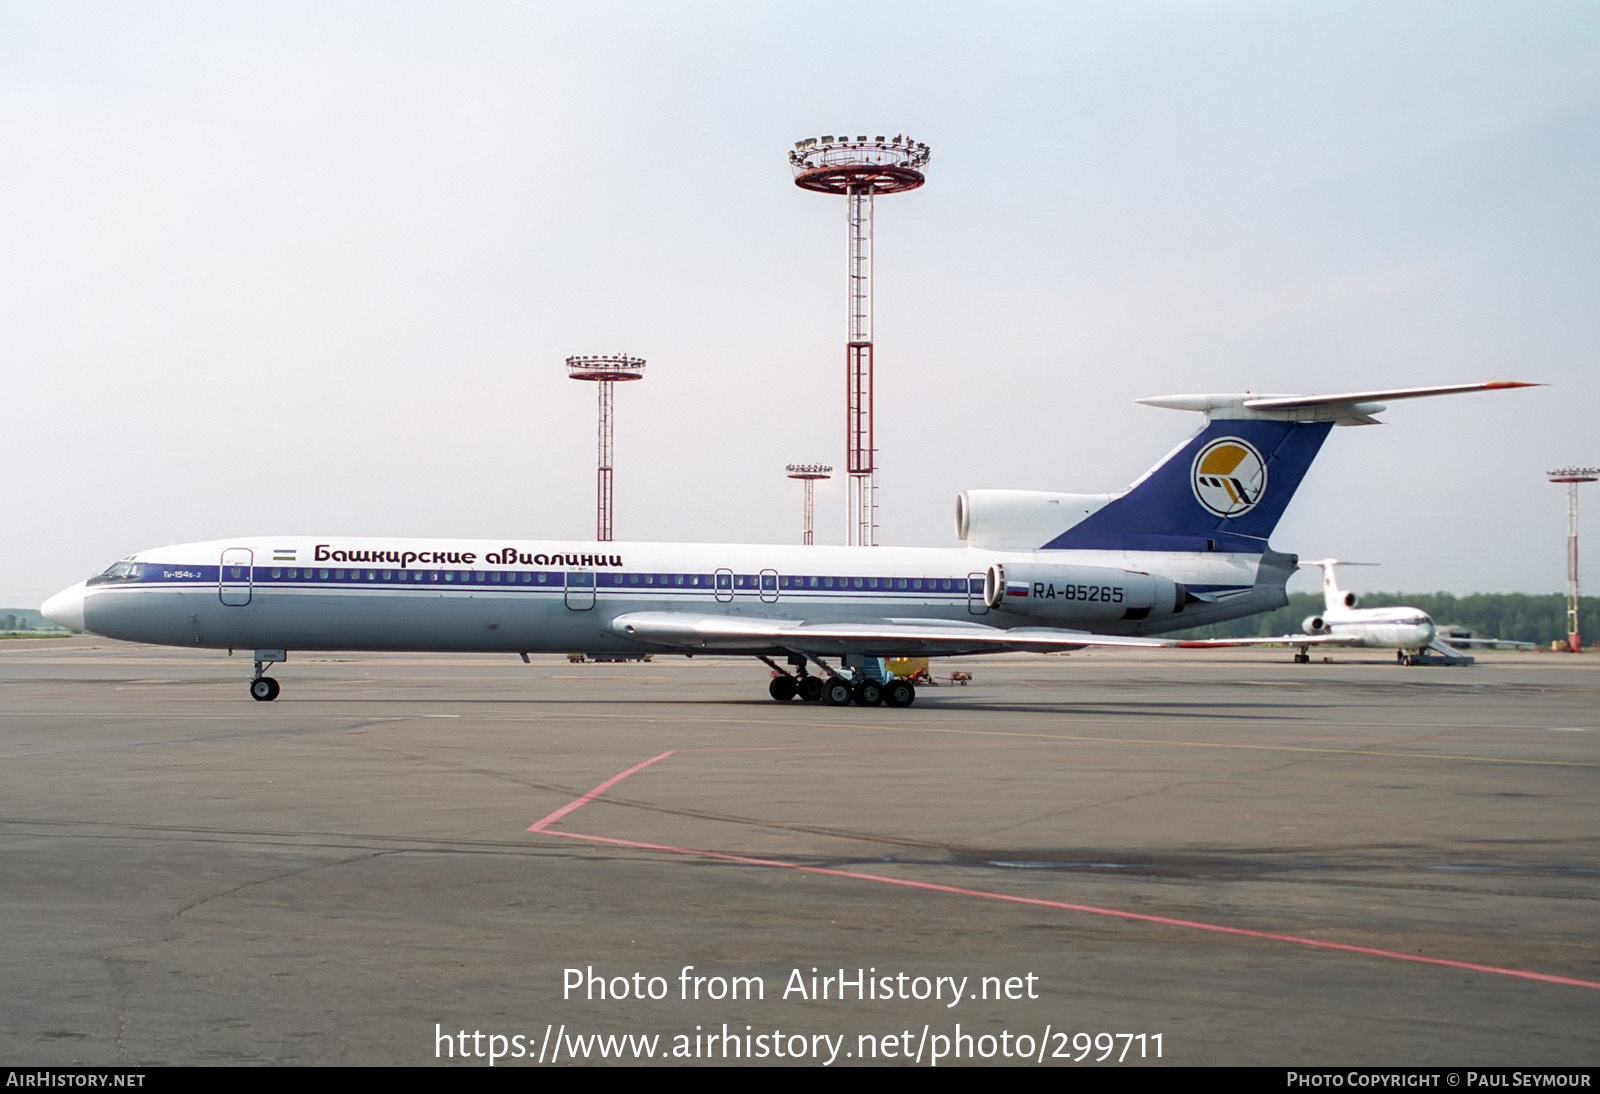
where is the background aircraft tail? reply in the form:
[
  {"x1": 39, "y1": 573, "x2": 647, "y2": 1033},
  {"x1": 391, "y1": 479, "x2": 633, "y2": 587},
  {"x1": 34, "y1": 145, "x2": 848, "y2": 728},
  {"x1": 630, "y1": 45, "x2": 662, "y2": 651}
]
[{"x1": 1299, "y1": 558, "x2": 1378, "y2": 611}]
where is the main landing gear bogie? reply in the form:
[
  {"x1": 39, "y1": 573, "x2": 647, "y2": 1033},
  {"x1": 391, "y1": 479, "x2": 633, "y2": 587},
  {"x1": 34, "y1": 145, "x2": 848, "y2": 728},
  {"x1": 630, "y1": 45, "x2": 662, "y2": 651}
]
[
  {"x1": 883, "y1": 680, "x2": 916, "y2": 708},
  {"x1": 766, "y1": 674, "x2": 829, "y2": 702},
  {"x1": 763, "y1": 672, "x2": 914, "y2": 708},
  {"x1": 821, "y1": 679, "x2": 854, "y2": 706},
  {"x1": 759, "y1": 654, "x2": 915, "y2": 710}
]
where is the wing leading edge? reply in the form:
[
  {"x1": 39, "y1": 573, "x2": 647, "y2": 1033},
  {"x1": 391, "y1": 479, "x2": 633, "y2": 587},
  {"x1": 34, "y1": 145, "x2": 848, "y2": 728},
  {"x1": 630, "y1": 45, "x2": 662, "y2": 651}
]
[
  {"x1": 1175, "y1": 636, "x2": 1348, "y2": 649},
  {"x1": 609, "y1": 611, "x2": 1177, "y2": 656}
]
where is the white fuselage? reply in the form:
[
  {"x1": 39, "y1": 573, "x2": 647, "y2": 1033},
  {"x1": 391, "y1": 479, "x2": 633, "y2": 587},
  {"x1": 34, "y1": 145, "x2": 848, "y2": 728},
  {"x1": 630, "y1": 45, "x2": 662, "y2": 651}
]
[
  {"x1": 47, "y1": 535, "x2": 1279, "y2": 657},
  {"x1": 1301, "y1": 560, "x2": 1437, "y2": 652},
  {"x1": 1313, "y1": 606, "x2": 1436, "y2": 651}
]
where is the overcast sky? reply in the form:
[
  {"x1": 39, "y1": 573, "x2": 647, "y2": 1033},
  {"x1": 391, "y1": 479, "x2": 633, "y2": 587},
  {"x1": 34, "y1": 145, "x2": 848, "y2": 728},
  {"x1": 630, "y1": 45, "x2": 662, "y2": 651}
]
[{"x1": 5, "y1": 1, "x2": 1598, "y2": 607}]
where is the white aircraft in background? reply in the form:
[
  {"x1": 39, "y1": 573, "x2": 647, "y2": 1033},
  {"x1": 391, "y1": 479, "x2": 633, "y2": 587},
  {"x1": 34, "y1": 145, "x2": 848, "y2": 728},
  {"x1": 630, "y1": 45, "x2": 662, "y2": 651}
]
[
  {"x1": 41, "y1": 382, "x2": 1534, "y2": 705},
  {"x1": 1283, "y1": 560, "x2": 1461, "y2": 666},
  {"x1": 1205, "y1": 560, "x2": 1536, "y2": 665}
]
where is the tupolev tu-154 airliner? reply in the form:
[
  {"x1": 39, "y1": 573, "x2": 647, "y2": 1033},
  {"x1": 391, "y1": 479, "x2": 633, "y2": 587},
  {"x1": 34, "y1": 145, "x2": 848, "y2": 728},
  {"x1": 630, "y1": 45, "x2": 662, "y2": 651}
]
[
  {"x1": 41, "y1": 382, "x2": 1534, "y2": 706},
  {"x1": 1194, "y1": 559, "x2": 1537, "y2": 666},
  {"x1": 1186, "y1": 559, "x2": 1463, "y2": 665}
]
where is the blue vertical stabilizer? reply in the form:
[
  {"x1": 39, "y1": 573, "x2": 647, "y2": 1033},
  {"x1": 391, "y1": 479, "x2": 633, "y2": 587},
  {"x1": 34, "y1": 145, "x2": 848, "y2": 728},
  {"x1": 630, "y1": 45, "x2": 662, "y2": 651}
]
[{"x1": 1042, "y1": 417, "x2": 1334, "y2": 552}]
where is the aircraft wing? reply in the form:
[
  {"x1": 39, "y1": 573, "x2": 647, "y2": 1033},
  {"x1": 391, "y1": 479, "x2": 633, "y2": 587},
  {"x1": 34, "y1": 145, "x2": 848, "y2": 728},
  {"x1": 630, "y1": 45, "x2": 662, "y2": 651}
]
[
  {"x1": 1175, "y1": 635, "x2": 1355, "y2": 649},
  {"x1": 1436, "y1": 636, "x2": 1536, "y2": 649},
  {"x1": 609, "y1": 611, "x2": 1178, "y2": 656}
]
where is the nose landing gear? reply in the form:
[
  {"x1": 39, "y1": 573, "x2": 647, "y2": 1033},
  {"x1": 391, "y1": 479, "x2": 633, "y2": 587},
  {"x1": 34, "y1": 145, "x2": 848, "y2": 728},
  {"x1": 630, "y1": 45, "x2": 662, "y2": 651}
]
[{"x1": 249, "y1": 649, "x2": 286, "y2": 701}]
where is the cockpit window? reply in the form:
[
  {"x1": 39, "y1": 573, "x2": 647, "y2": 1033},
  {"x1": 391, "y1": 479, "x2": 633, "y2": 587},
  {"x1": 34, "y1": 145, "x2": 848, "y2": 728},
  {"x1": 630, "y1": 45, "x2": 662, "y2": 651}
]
[{"x1": 88, "y1": 560, "x2": 144, "y2": 585}]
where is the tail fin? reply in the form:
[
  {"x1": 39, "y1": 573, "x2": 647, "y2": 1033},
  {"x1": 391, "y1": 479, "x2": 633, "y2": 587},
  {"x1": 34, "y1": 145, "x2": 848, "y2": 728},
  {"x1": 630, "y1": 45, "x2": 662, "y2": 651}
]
[
  {"x1": 1043, "y1": 415, "x2": 1330, "y2": 552},
  {"x1": 1040, "y1": 382, "x2": 1536, "y2": 554},
  {"x1": 1320, "y1": 559, "x2": 1345, "y2": 611},
  {"x1": 1300, "y1": 558, "x2": 1377, "y2": 611}
]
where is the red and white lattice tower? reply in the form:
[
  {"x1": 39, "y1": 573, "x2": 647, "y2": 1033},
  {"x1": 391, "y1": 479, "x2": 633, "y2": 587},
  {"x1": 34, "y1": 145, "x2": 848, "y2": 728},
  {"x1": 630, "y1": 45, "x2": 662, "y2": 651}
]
[
  {"x1": 567, "y1": 355, "x2": 646, "y2": 541},
  {"x1": 1548, "y1": 466, "x2": 1598, "y2": 652},
  {"x1": 791, "y1": 135, "x2": 930, "y2": 546},
  {"x1": 786, "y1": 464, "x2": 832, "y2": 545}
]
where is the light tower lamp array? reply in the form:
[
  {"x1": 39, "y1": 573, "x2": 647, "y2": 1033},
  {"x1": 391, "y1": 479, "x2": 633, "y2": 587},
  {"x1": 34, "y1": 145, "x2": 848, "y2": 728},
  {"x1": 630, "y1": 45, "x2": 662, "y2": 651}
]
[{"x1": 785, "y1": 464, "x2": 833, "y2": 545}]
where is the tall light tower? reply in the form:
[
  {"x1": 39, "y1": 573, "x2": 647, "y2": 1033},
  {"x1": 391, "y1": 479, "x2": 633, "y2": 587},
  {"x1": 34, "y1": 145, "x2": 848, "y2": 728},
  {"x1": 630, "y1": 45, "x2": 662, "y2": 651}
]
[
  {"x1": 1548, "y1": 466, "x2": 1598, "y2": 653},
  {"x1": 567, "y1": 354, "x2": 646, "y2": 541},
  {"x1": 790, "y1": 134, "x2": 930, "y2": 546},
  {"x1": 786, "y1": 463, "x2": 832, "y2": 545}
]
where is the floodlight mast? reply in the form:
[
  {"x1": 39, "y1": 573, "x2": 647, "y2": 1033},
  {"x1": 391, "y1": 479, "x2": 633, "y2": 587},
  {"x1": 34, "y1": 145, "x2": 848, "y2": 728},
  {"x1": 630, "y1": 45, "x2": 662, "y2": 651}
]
[
  {"x1": 566, "y1": 355, "x2": 646, "y2": 541},
  {"x1": 1548, "y1": 467, "x2": 1599, "y2": 652},
  {"x1": 791, "y1": 135, "x2": 930, "y2": 546},
  {"x1": 786, "y1": 463, "x2": 833, "y2": 545}
]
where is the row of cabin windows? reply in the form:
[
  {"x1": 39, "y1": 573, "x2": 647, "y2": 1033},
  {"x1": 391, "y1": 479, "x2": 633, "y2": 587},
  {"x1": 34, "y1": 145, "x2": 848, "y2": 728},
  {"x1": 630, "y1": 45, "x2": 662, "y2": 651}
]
[
  {"x1": 263, "y1": 567, "x2": 559, "y2": 584},
  {"x1": 250, "y1": 568, "x2": 980, "y2": 593}
]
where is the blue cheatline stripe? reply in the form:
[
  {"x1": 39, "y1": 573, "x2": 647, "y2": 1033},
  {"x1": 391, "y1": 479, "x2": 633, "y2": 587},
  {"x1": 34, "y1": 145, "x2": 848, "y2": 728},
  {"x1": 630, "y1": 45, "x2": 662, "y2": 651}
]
[
  {"x1": 127, "y1": 569, "x2": 962, "y2": 597},
  {"x1": 124, "y1": 565, "x2": 991, "y2": 594},
  {"x1": 105, "y1": 565, "x2": 1252, "y2": 604}
]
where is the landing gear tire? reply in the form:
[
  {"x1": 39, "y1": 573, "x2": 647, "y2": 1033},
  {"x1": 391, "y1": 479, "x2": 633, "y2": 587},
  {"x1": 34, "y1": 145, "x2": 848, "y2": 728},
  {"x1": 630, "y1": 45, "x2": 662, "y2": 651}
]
[
  {"x1": 1294, "y1": 650, "x2": 1310, "y2": 664},
  {"x1": 821, "y1": 679, "x2": 854, "y2": 706},
  {"x1": 797, "y1": 676, "x2": 824, "y2": 702},
  {"x1": 250, "y1": 677, "x2": 280, "y2": 702},
  {"x1": 853, "y1": 681, "x2": 884, "y2": 706},
  {"x1": 883, "y1": 681, "x2": 916, "y2": 708},
  {"x1": 768, "y1": 676, "x2": 798, "y2": 702}
]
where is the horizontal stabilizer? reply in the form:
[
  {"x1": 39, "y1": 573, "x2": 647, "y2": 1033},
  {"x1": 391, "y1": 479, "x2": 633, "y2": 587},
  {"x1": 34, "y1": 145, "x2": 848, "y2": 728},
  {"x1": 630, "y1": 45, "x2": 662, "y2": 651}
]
[{"x1": 1138, "y1": 381, "x2": 1539, "y2": 426}]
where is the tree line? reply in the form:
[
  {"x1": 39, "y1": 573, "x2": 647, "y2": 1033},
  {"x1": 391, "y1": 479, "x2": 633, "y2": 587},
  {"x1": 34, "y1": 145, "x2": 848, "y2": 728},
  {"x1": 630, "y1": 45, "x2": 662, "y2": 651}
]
[
  {"x1": 1170, "y1": 592, "x2": 1599, "y2": 646},
  {"x1": 2, "y1": 610, "x2": 61, "y2": 633}
]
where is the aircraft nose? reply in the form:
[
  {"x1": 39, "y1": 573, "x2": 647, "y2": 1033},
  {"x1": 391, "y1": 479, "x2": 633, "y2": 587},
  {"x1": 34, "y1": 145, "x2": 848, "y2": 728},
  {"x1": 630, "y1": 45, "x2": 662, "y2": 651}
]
[{"x1": 41, "y1": 582, "x2": 87, "y2": 632}]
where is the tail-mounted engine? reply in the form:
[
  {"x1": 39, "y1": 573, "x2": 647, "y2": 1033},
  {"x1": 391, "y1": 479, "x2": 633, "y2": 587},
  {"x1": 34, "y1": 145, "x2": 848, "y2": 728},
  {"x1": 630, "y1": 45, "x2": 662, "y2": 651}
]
[
  {"x1": 984, "y1": 562, "x2": 1186, "y2": 623},
  {"x1": 956, "y1": 490, "x2": 1114, "y2": 550},
  {"x1": 1302, "y1": 615, "x2": 1329, "y2": 635}
]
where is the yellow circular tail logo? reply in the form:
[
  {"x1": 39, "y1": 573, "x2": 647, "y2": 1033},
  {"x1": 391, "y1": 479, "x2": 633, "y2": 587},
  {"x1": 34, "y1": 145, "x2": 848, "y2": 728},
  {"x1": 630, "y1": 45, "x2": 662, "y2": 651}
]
[{"x1": 1191, "y1": 438, "x2": 1267, "y2": 518}]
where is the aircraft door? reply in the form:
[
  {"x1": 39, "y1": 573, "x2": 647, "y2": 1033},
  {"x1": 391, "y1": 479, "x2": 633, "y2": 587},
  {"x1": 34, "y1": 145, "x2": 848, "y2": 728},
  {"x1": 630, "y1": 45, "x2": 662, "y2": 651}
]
[
  {"x1": 564, "y1": 570, "x2": 595, "y2": 611},
  {"x1": 714, "y1": 568, "x2": 734, "y2": 604},
  {"x1": 967, "y1": 571, "x2": 988, "y2": 616},
  {"x1": 759, "y1": 569, "x2": 779, "y2": 603},
  {"x1": 220, "y1": 548, "x2": 253, "y2": 607}
]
